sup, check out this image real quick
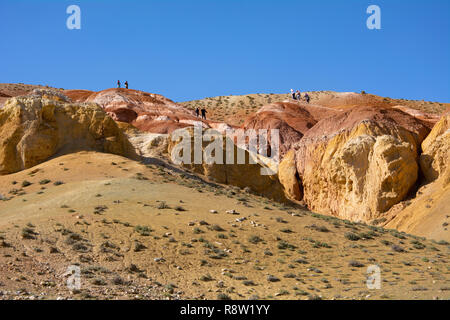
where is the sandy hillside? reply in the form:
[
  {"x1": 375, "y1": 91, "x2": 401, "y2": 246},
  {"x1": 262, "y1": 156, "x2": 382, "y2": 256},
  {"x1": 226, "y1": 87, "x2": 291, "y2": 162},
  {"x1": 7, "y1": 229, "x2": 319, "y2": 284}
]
[
  {"x1": 384, "y1": 177, "x2": 449, "y2": 241},
  {"x1": 180, "y1": 91, "x2": 449, "y2": 126},
  {"x1": 0, "y1": 152, "x2": 449, "y2": 300}
]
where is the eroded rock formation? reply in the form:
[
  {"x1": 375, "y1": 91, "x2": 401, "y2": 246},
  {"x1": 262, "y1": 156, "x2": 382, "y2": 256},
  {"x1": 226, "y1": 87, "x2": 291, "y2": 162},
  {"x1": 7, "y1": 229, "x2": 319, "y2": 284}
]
[
  {"x1": 66, "y1": 88, "x2": 201, "y2": 134},
  {"x1": 293, "y1": 106, "x2": 430, "y2": 222},
  {"x1": 167, "y1": 127, "x2": 288, "y2": 203},
  {"x1": 0, "y1": 95, "x2": 135, "y2": 174},
  {"x1": 278, "y1": 150, "x2": 302, "y2": 201},
  {"x1": 420, "y1": 114, "x2": 450, "y2": 184},
  {"x1": 384, "y1": 114, "x2": 450, "y2": 241},
  {"x1": 242, "y1": 102, "x2": 317, "y2": 156}
]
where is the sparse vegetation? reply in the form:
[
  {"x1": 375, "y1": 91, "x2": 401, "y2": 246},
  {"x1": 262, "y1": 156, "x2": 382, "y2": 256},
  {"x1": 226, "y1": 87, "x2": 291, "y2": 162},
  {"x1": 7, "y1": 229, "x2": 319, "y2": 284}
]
[
  {"x1": 135, "y1": 225, "x2": 152, "y2": 236},
  {"x1": 21, "y1": 180, "x2": 32, "y2": 187},
  {"x1": 0, "y1": 132, "x2": 448, "y2": 300},
  {"x1": 348, "y1": 260, "x2": 365, "y2": 268},
  {"x1": 39, "y1": 179, "x2": 51, "y2": 185},
  {"x1": 21, "y1": 227, "x2": 37, "y2": 239},
  {"x1": 248, "y1": 235, "x2": 263, "y2": 244},
  {"x1": 345, "y1": 232, "x2": 361, "y2": 241}
]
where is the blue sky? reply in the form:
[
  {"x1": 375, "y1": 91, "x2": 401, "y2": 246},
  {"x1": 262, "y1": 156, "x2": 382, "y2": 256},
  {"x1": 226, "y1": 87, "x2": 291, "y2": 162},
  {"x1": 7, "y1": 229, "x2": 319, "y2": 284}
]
[{"x1": 0, "y1": 0, "x2": 449, "y2": 102}]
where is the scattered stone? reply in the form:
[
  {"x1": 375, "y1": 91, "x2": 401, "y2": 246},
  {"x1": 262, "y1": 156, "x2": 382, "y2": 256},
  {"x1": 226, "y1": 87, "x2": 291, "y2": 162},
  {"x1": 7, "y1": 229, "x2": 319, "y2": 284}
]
[{"x1": 267, "y1": 275, "x2": 280, "y2": 282}]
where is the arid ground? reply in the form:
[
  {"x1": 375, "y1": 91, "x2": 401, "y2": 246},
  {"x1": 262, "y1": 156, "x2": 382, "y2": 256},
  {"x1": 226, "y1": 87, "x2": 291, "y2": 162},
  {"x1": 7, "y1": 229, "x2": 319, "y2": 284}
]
[{"x1": 0, "y1": 84, "x2": 448, "y2": 300}]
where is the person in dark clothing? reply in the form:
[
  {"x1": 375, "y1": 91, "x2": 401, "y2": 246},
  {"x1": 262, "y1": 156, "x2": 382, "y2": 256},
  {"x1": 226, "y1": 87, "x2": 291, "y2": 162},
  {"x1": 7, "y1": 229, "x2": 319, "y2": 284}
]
[
  {"x1": 201, "y1": 108, "x2": 207, "y2": 120},
  {"x1": 291, "y1": 89, "x2": 296, "y2": 100},
  {"x1": 304, "y1": 93, "x2": 310, "y2": 103},
  {"x1": 124, "y1": 81, "x2": 128, "y2": 89},
  {"x1": 296, "y1": 90, "x2": 301, "y2": 100},
  {"x1": 117, "y1": 80, "x2": 121, "y2": 88},
  {"x1": 195, "y1": 108, "x2": 200, "y2": 117}
]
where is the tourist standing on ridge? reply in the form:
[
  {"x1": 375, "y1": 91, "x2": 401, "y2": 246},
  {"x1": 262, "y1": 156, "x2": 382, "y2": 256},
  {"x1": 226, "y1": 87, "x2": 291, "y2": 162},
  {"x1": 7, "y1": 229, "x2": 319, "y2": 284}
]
[
  {"x1": 201, "y1": 108, "x2": 207, "y2": 120},
  {"x1": 117, "y1": 80, "x2": 121, "y2": 88},
  {"x1": 195, "y1": 108, "x2": 200, "y2": 118},
  {"x1": 304, "y1": 92, "x2": 310, "y2": 103},
  {"x1": 124, "y1": 81, "x2": 128, "y2": 89},
  {"x1": 291, "y1": 89, "x2": 296, "y2": 100},
  {"x1": 296, "y1": 90, "x2": 301, "y2": 100}
]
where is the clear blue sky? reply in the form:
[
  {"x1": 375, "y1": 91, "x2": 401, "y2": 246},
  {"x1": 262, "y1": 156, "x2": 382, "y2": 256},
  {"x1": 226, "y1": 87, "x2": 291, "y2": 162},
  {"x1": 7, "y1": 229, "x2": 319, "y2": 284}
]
[{"x1": 1, "y1": 0, "x2": 449, "y2": 102}]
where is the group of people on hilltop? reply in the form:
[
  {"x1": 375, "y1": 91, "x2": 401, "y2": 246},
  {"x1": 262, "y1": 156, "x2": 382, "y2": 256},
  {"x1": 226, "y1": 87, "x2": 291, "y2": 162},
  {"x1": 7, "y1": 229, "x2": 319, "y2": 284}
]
[
  {"x1": 114, "y1": 80, "x2": 208, "y2": 120},
  {"x1": 195, "y1": 107, "x2": 207, "y2": 120},
  {"x1": 117, "y1": 80, "x2": 129, "y2": 89},
  {"x1": 290, "y1": 89, "x2": 310, "y2": 103}
]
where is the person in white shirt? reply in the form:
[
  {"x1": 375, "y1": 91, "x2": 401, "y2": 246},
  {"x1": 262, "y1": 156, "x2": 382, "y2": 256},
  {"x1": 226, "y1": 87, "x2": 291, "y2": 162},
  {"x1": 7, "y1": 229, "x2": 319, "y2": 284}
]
[{"x1": 291, "y1": 89, "x2": 296, "y2": 100}]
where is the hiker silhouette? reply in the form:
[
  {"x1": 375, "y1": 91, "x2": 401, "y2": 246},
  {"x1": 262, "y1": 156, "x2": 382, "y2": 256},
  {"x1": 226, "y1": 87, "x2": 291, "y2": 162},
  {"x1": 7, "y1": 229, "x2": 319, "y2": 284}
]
[{"x1": 304, "y1": 93, "x2": 310, "y2": 103}]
